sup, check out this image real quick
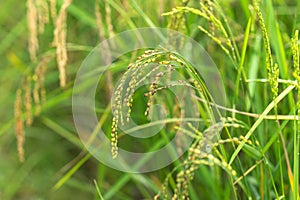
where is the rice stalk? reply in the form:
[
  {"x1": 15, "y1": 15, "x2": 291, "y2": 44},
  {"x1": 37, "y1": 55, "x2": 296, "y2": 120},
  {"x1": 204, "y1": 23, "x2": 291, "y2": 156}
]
[
  {"x1": 200, "y1": 0, "x2": 215, "y2": 36},
  {"x1": 198, "y1": 25, "x2": 230, "y2": 56},
  {"x1": 111, "y1": 50, "x2": 164, "y2": 158},
  {"x1": 253, "y1": 0, "x2": 279, "y2": 107},
  {"x1": 234, "y1": 159, "x2": 263, "y2": 185},
  {"x1": 53, "y1": 0, "x2": 72, "y2": 87},
  {"x1": 95, "y1": 0, "x2": 114, "y2": 98},
  {"x1": 104, "y1": 0, "x2": 114, "y2": 38},
  {"x1": 163, "y1": 4, "x2": 236, "y2": 62},
  {"x1": 155, "y1": 116, "x2": 261, "y2": 199},
  {"x1": 164, "y1": 0, "x2": 189, "y2": 49},
  {"x1": 95, "y1": 0, "x2": 105, "y2": 40},
  {"x1": 292, "y1": 29, "x2": 300, "y2": 199},
  {"x1": 155, "y1": 151, "x2": 238, "y2": 200},
  {"x1": 110, "y1": 49, "x2": 214, "y2": 159}
]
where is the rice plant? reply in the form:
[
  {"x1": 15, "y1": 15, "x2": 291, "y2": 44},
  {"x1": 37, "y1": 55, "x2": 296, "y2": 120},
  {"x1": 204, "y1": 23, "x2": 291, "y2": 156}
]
[{"x1": 0, "y1": 0, "x2": 299, "y2": 199}]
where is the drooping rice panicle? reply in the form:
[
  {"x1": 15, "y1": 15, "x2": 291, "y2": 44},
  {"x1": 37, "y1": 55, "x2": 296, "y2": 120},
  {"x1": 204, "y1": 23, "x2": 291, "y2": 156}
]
[
  {"x1": 53, "y1": 0, "x2": 72, "y2": 87},
  {"x1": 14, "y1": 89, "x2": 25, "y2": 163}
]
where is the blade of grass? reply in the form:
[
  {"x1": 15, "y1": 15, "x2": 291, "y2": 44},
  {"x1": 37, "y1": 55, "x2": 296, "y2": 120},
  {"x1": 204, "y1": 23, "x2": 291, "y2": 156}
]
[
  {"x1": 0, "y1": 120, "x2": 14, "y2": 137},
  {"x1": 0, "y1": 18, "x2": 26, "y2": 55},
  {"x1": 239, "y1": 0, "x2": 250, "y2": 19},
  {"x1": 235, "y1": 17, "x2": 252, "y2": 104},
  {"x1": 265, "y1": 0, "x2": 288, "y2": 79},
  {"x1": 3, "y1": 153, "x2": 41, "y2": 199},
  {"x1": 248, "y1": 35, "x2": 262, "y2": 98},
  {"x1": 93, "y1": 179, "x2": 105, "y2": 200},
  {"x1": 42, "y1": 117, "x2": 83, "y2": 148},
  {"x1": 229, "y1": 84, "x2": 295, "y2": 165},
  {"x1": 127, "y1": 0, "x2": 165, "y2": 41},
  {"x1": 52, "y1": 153, "x2": 91, "y2": 191}
]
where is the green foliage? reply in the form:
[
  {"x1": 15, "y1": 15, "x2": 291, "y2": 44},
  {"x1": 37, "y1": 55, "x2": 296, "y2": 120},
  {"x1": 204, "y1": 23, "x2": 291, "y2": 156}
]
[{"x1": 0, "y1": 0, "x2": 299, "y2": 199}]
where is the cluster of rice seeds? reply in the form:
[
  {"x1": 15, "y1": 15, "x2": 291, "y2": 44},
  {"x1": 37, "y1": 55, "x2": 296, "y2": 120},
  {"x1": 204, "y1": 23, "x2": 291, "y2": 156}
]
[
  {"x1": 14, "y1": 89, "x2": 25, "y2": 163},
  {"x1": 26, "y1": 0, "x2": 51, "y2": 61},
  {"x1": 14, "y1": 57, "x2": 50, "y2": 162},
  {"x1": 164, "y1": 0, "x2": 188, "y2": 50},
  {"x1": 155, "y1": 122, "x2": 240, "y2": 199},
  {"x1": 292, "y1": 30, "x2": 299, "y2": 80},
  {"x1": 157, "y1": 152, "x2": 238, "y2": 199},
  {"x1": 49, "y1": 0, "x2": 57, "y2": 22},
  {"x1": 254, "y1": 0, "x2": 279, "y2": 105},
  {"x1": 292, "y1": 31, "x2": 300, "y2": 186},
  {"x1": 110, "y1": 50, "x2": 207, "y2": 159},
  {"x1": 26, "y1": 0, "x2": 39, "y2": 61},
  {"x1": 111, "y1": 56, "x2": 150, "y2": 158},
  {"x1": 26, "y1": 0, "x2": 71, "y2": 88},
  {"x1": 165, "y1": 121, "x2": 251, "y2": 199},
  {"x1": 171, "y1": 168, "x2": 192, "y2": 200},
  {"x1": 111, "y1": 72, "x2": 128, "y2": 158},
  {"x1": 199, "y1": 2, "x2": 236, "y2": 61},
  {"x1": 110, "y1": 115, "x2": 119, "y2": 159},
  {"x1": 200, "y1": 0, "x2": 215, "y2": 36},
  {"x1": 24, "y1": 76, "x2": 33, "y2": 126},
  {"x1": 169, "y1": 126, "x2": 207, "y2": 200},
  {"x1": 213, "y1": 135, "x2": 253, "y2": 148},
  {"x1": 125, "y1": 57, "x2": 161, "y2": 118},
  {"x1": 223, "y1": 116, "x2": 246, "y2": 129},
  {"x1": 174, "y1": 145, "x2": 204, "y2": 199},
  {"x1": 124, "y1": 51, "x2": 165, "y2": 120},
  {"x1": 154, "y1": 169, "x2": 173, "y2": 200},
  {"x1": 163, "y1": 4, "x2": 236, "y2": 62},
  {"x1": 14, "y1": 75, "x2": 36, "y2": 162},
  {"x1": 144, "y1": 66, "x2": 175, "y2": 116},
  {"x1": 154, "y1": 159, "x2": 196, "y2": 200},
  {"x1": 189, "y1": 154, "x2": 237, "y2": 177},
  {"x1": 111, "y1": 50, "x2": 169, "y2": 158},
  {"x1": 198, "y1": 25, "x2": 230, "y2": 56},
  {"x1": 53, "y1": 0, "x2": 73, "y2": 87},
  {"x1": 33, "y1": 57, "x2": 48, "y2": 116},
  {"x1": 292, "y1": 29, "x2": 300, "y2": 112},
  {"x1": 123, "y1": 65, "x2": 143, "y2": 122},
  {"x1": 36, "y1": 0, "x2": 49, "y2": 33},
  {"x1": 187, "y1": 122, "x2": 203, "y2": 138}
]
